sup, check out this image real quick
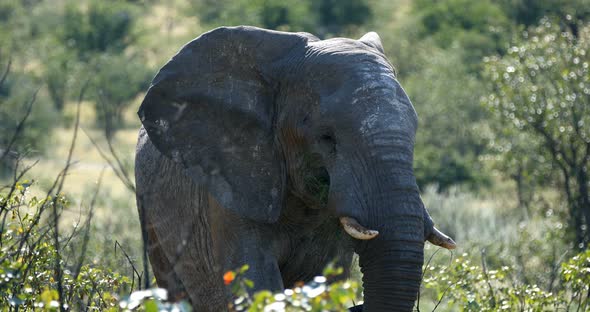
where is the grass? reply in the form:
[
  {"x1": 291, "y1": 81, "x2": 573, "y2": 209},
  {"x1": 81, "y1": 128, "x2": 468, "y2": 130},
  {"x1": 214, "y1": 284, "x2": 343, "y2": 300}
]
[{"x1": 20, "y1": 127, "x2": 136, "y2": 200}]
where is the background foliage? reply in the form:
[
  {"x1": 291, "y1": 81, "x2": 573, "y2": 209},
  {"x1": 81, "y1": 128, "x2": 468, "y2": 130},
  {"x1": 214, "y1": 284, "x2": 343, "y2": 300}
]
[{"x1": 1, "y1": 0, "x2": 590, "y2": 310}]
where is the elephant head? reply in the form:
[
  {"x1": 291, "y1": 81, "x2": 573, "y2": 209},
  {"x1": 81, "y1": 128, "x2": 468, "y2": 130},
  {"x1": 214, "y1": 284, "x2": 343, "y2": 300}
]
[{"x1": 138, "y1": 26, "x2": 455, "y2": 312}]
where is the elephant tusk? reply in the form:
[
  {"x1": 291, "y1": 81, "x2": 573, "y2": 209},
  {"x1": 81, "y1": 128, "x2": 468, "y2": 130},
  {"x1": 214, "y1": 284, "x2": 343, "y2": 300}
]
[
  {"x1": 427, "y1": 226, "x2": 456, "y2": 250},
  {"x1": 339, "y1": 217, "x2": 379, "y2": 240}
]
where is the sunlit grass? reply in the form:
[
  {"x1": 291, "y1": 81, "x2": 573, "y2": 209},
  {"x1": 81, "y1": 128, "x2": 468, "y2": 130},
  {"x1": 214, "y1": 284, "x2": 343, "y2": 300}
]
[{"x1": 18, "y1": 127, "x2": 136, "y2": 199}]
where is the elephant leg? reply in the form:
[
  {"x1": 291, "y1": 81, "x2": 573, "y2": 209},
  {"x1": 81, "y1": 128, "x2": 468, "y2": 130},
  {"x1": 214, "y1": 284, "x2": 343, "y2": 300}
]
[
  {"x1": 279, "y1": 218, "x2": 354, "y2": 287},
  {"x1": 139, "y1": 185, "x2": 228, "y2": 312},
  {"x1": 227, "y1": 247, "x2": 284, "y2": 294},
  {"x1": 136, "y1": 142, "x2": 227, "y2": 310},
  {"x1": 208, "y1": 200, "x2": 284, "y2": 294}
]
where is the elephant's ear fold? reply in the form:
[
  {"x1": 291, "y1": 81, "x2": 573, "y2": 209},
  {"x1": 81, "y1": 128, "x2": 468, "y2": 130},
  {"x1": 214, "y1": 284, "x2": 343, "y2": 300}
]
[
  {"x1": 138, "y1": 26, "x2": 309, "y2": 223},
  {"x1": 359, "y1": 32, "x2": 385, "y2": 54}
]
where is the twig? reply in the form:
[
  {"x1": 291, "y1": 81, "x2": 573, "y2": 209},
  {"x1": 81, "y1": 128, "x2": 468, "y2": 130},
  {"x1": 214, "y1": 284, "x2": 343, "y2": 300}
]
[
  {"x1": 416, "y1": 248, "x2": 444, "y2": 312},
  {"x1": 0, "y1": 158, "x2": 38, "y2": 214},
  {"x1": 480, "y1": 249, "x2": 496, "y2": 308},
  {"x1": 50, "y1": 79, "x2": 88, "y2": 312},
  {"x1": 576, "y1": 288, "x2": 584, "y2": 312},
  {"x1": 0, "y1": 55, "x2": 10, "y2": 88},
  {"x1": 431, "y1": 250, "x2": 455, "y2": 312},
  {"x1": 0, "y1": 158, "x2": 38, "y2": 247},
  {"x1": 83, "y1": 129, "x2": 136, "y2": 193},
  {"x1": 0, "y1": 88, "x2": 39, "y2": 163},
  {"x1": 548, "y1": 250, "x2": 569, "y2": 292},
  {"x1": 106, "y1": 135, "x2": 135, "y2": 192},
  {"x1": 88, "y1": 275, "x2": 108, "y2": 308},
  {"x1": 115, "y1": 240, "x2": 141, "y2": 292},
  {"x1": 138, "y1": 197, "x2": 150, "y2": 290},
  {"x1": 61, "y1": 203, "x2": 85, "y2": 253},
  {"x1": 68, "y1": 168, "x2": 105, "y2": 301},
  {"x1": 98, "y1": 94, "x2": 135, "y2": 193},
  {"x1": 582, "y1": 286, "x2": 590, "y2": 312}
]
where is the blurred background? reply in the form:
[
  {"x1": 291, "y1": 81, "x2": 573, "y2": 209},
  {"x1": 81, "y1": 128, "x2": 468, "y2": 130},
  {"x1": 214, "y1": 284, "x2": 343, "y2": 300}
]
[{"x1": 1, "y1": 0, "x2": 589, "y2": 310}]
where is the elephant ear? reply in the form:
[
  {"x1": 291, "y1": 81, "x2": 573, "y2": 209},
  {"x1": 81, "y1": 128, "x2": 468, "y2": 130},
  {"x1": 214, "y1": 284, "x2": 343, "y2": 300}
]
[
  {"x1": 138, "y1": 26, "x2": 308, "y2": 223},
  {"x1": 359, "y1": 32, "x2": 385, "y2": 54}
]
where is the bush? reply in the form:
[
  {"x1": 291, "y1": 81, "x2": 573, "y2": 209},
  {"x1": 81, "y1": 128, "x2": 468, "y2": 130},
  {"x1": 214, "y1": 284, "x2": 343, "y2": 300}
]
[
  {"x1": 483, "y1": 17, "x2": 590, "y2": 246},
  {"x1": 422, "y1": 250, "x2": 590, "y2": 311},
  {"x1": 0, "y1": 181, "x2": 133, "y2": 310},
  {"x1": 224, "y1": 264, "x2": 361, "y2": 312}
]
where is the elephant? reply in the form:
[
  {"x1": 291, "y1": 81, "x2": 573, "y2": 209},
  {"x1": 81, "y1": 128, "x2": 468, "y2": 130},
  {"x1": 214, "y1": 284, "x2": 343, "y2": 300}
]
[{"x1": 135, "y1": 26, "x2": 456, "y2": 312}]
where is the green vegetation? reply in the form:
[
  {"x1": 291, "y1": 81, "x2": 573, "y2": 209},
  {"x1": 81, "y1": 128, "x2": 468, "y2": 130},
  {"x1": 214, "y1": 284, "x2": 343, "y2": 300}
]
[
  {"x1": 0, "y1": 181, "x2": 132, "y2": 311},
  {"x1": 1, "y1": 0, "x2": 590, "y2": 310},
  {"x1": 483, "y1": 18, "x2": 590, "y2": 247}
]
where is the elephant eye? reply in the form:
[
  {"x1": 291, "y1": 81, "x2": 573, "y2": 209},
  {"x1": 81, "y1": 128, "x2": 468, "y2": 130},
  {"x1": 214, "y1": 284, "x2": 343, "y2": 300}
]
[
  {"x1": 318, "y1": 131, "x2": 337, "y2": 153},
  {"x1": 320, "y1": 133, "x2": 335, "y2": 143}
]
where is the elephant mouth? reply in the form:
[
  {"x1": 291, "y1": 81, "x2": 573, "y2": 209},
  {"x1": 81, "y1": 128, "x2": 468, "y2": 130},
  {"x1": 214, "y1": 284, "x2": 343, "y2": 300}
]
[{"x1": 339, "y1": 216, "x2": 456, "y2": 249}]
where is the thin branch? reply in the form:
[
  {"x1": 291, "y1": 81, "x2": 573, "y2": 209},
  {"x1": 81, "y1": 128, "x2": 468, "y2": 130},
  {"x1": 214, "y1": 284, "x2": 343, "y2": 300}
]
[
  {"x1": 0, "y1": 55, "x2": 10, "y2": 88},
  {"x1": 481, "y1": 249, "x2": 497, "y2": 308},
  {"x1": 115, "y1": 240, "x2": 141, "y2": 292},
  {"x1": 0, "y1": 158, "x2": 38, "y2": 214},
  {"x1": 0, "y1": 157, "x2": 38, "y2": 250},
  {"x1": 416, "y1": 248, "x2": 444, "y2": 312},
  {"x1": 51, "y1": 79, "x2": 88, "y2": 312},
  {"x1": 431, "y1": 250, "x2": 455, "y2": 312},
  {"x1": 69, "y1": 168, "x2": 105, "y2": 300},
  {"x1": 106, "y1": 136, "x2": 135, "y2": 192},
  {"x1": 99, "y1": 93, "x2": 136, "y2": 193},
  {"x1": 138, "y1": 197, "x2": 150, "y2": 290},
  {"x1": 83, "y1": 129, "x2": 136, "y2": 193},
  {"x1": 0, "y1": 88, "x2": 39, "y2": 163},
  {"x1": 548, "y1": 250, "x2": 569, "y2": 292},
  {"x1": 61, "y1": 203, "x2": 85, "y2": 253}
]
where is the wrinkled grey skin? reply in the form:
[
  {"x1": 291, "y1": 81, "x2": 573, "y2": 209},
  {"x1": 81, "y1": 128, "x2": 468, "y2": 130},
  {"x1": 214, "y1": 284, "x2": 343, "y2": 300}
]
[{"x1": 136, "y1": 26, "x2": 441, "y2": 312}]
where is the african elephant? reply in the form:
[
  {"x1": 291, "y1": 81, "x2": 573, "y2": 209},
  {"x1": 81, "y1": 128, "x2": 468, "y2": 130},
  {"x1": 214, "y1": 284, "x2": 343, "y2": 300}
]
[{"x1": 135, "y1": 26, "x2": 456, "y2": 312}]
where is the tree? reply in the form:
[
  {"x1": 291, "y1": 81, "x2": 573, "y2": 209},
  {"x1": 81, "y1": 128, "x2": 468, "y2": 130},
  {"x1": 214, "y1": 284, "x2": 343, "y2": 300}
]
[
  {"x1": 412, "y1": 0, "x2": 511, "y2": 71},
  {"x1": 62, "y1": 0, "x2": 136, "y2": 59},
  {"x1": 189, "y1": 0, "x2": 315, "y2": 32},
  {"x1": 495, "y1": 0, "x2": 590, "y2": 31},
  {"x1": 403, "y1": 45, "x2": 490, "y2": 191},
  {"x1": 92, "y1": 53, "x2": 151, "y2": 139},
  {"x1": 483, "y1": 18, "x2": 590, "y2": 248},
  {"x1": 54, "y1": 0, "x2": 150, "y2": 136},
  {"x1": 484, "y1": 121, "x2": 552, "y2": 215},
  {"x1": 190, "y1": 0, "x2": 372, "y2": 36},
  {"x1": 312, "y1": 0, "x2": 372, "y2": 36}
]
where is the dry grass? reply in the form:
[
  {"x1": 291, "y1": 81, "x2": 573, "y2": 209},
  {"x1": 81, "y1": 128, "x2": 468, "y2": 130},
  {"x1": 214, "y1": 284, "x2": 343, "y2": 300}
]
[{"x1": 30, "y1": 128, "x2": 133, "y2": 188}]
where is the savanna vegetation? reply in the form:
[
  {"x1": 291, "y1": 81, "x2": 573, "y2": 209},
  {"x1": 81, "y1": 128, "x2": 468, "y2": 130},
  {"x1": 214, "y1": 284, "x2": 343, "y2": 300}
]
[{"x1": 1, "y1": 0, "x2": 589, "y2": 310}]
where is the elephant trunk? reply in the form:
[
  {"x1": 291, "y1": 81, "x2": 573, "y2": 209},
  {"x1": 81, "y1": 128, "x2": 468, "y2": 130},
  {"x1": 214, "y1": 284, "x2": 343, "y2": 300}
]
[{"x1": 355, "y1": 195, "x2": 425, "y2": 312}]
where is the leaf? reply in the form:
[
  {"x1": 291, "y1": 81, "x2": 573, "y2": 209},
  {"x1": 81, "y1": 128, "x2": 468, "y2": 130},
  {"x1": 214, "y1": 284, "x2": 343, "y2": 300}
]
[
  {"x1": 239, "y1": 264, "x2": 250, "y2": 274},
  {"x1": 144, "y1": 299, "x2": 159, "y2": 312}
]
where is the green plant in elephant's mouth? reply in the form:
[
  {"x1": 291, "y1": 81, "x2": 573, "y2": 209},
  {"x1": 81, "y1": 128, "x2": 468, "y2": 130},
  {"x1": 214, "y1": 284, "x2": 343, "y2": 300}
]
[{"x1": 301, "y1": 152, "x2": 330, "y2": 206}]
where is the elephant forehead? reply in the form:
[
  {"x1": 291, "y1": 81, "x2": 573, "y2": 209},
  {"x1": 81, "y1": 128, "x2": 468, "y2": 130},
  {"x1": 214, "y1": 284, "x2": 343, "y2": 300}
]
[
  {"x1": 356, "y1": 79, "x2": 418, "y2": 136},
  {"x1": 319, "y1": 70, "x2": 417, "y2": 137}
]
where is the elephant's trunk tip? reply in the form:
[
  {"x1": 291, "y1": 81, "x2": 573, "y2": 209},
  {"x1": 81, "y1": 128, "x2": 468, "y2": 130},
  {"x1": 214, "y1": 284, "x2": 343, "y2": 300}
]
[
  {"x1": 339, "y1": 217, "x2": 379, "y2": 240},
  {"x1": 427, "y1": 226, "x2": 456, "y2": 250}
]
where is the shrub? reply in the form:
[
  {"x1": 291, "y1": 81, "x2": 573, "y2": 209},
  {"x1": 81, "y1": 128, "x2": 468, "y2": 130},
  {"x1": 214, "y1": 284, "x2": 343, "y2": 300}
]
[
  {"x1": 0, "y1": 181, "x2": 133, "y2": 310},
  {"x1": 422, "y1": 251, "x2": 590, "y2": 311}
]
